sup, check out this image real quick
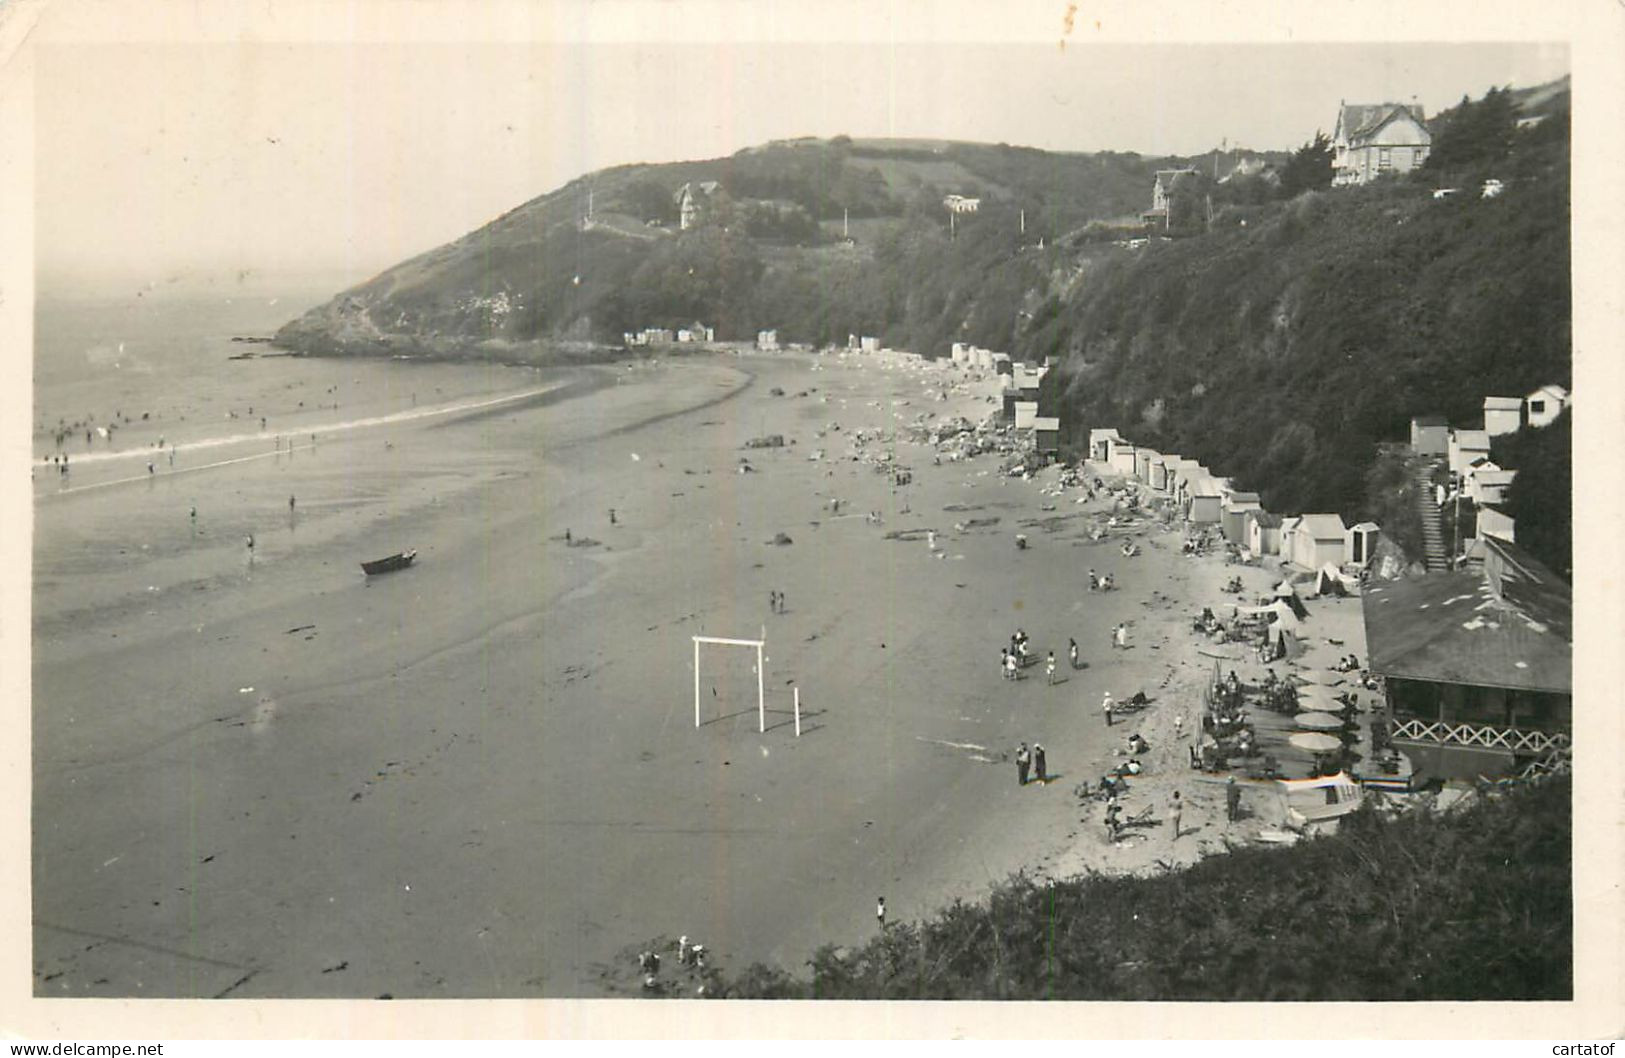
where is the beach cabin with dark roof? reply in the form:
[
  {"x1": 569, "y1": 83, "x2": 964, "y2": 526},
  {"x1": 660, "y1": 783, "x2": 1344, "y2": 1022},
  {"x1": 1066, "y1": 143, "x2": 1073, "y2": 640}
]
[
  {"x1": 1361, "y1": 537, "x2": 1570, "y2": 783},
  {"x1": 1448, "y1": 429, "x2": 1492, "y2": 477},
  {"x1": 1134, "y1": 447, "x2": 1159, "y2": 483},
  {"x1": 1246, "y1": 510, "x2": 1284, "y2": 556},
  {"x1": 1483, "y1": 395, "x2": 1523, "y2": 438},
  {"x1": 1283, "y1": 513, "x2": 1348, "y2": 569},
  {"x1": 1220, "y1": 490, "x2": 1262, "y2": 544},
  {"x1": 1345, "y1": 521, "x2": 1380, "y2": 567},
  {"x1": 1469, "y1": 468, "x2": 1517, "y2": 506},
  {"x1": 1410, "y1": 415, "x2": 1449, "y2": 456},
  {"x1": 1148, "y1": 455, "x2": 1169, "y2": 491},
  {"x1": 1034, "y1": 416, "x2": 1060, "y2": 460},
  {"x1": 1188, "y1": 477, "x2": 1224, "y2": 525}
]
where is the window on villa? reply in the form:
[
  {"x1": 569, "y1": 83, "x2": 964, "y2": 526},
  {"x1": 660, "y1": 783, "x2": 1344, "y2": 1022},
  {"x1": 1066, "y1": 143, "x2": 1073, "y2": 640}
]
[
  {"x1": 1378, "y1": 147, "x2": 1392, "y2": 170},
  {"x1": 1530, "y1": 400, "x2": 1545, "y2": 414}
]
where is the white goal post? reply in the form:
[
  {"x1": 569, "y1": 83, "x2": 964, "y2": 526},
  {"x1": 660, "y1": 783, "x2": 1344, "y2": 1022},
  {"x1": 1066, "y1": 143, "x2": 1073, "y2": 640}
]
[{"x1": 693, "y1": 635, "x2": 766, "y2": 732}]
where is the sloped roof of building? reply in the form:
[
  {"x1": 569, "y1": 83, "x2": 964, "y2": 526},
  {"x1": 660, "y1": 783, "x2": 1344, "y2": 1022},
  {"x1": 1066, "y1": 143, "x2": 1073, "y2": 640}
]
[
  {"x1": 1452, "y1": 429, "x2": 1491, "y2": 450},
  {"x1": 1248, "y1": 511, "x2": 1284, "y2": 529},
  {"x1": 1483, "y1": 396, "x2": 1523, "y2": 411},
  {"x1": 1362, "y1": 553, "x2": 1571, "y2": 694},
  {"x1": 1155, "y1": 167, "x2": 1198, "y2": 183},
  {"x1": 1412, "y1": 414, "x2": 1449, "y2": 428},
  {"x1": 1339, "y1": 102, "x2": 1430, "y2": 144},
  {"x1": 1297, "y1": 513, "x2": 1348, "y2": 539},
  {"x1": 1223, "y1": 491, "x2": 1262, "y2": 507},
  {"x1": 1033, "y1": 416, "x2": 1060, "y2": 431},
  {"x1": 1089, "y1": 428, "x2": 1123, "y2": 442},
  {"x1": 1527, "y1": 383, "x2": 1569, "y2": 401},
  {"x1": 1474, "y1": 469, "x2": 1518, "y2": 487}
]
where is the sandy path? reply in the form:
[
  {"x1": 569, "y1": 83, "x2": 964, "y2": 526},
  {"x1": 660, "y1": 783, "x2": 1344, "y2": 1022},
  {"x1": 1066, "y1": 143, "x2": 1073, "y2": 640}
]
[{"x1": 33, "y1": 349, "x2": 1267, "y2": 997}]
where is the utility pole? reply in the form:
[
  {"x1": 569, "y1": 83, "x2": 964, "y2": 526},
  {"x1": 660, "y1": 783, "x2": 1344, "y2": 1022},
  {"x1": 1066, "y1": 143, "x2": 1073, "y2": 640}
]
[{"x1": 1452, "y1": 482, "x2": 1461, "y2": 567}]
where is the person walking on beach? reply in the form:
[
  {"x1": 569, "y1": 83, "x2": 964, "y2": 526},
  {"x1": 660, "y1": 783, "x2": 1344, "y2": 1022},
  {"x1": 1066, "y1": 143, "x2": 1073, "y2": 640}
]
[
  {"x1": 1173, "y1": 713, "x2": 1184, "y2": 739},
  {"x1": 1102, "y1": 691, "x2": 1115, "y2": 727},
  {"x1": 289, "y1": 495, "x2": 296, "y2": 512},
  {"x1": 1046, "y1": 651, "x2": 1056, "y2": 685},
  {"x1": 1114, "y1": 623, "x2": 1129, "y2": 650},
  {"x1": 1033, "y1": 743, "x2": 1047, "y2": 784},
  {"x1": 1069, "y1": 638, "x2": 1079, "y2": 670},
  {"x1": 1226, "y1": 776, "x2": 1242, "y2": 823},
  {"x1": 1000, "y1": 648, "x2": 1010, "y2": 680},
  {"x1": 876, "y1": 897, "x2": 886, "y2": 930},
  {"x1": 608, "y1": 508, "x2": 617, "y2": 526},
  {"x1": 1169, "y1": 790, "x2": 1184, "y2": 840},
  {"x1": 777, "y1": 590, "x2": 786, "y2": 614},
  {"x1": 770, "y1": 590, "x2": 777, "y2": 614},
  {"x1": 1005, "y1": 650, "x2": 1018, "y2": 682},
  {"x1": 564, "y1": 529, "x2": 571, "y2": 545},
  {"x1": 147, "y1": 460, "x2": 154, "y2": 475},
  {"x1": 1015, "y1": 743, "x2": 1031, "y2": 786}
]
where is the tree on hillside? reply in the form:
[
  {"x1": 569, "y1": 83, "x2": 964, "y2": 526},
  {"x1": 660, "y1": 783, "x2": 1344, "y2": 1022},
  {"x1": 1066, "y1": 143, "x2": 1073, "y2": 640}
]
[
  {"x1": 620, "y1": 179, "x2": 678, "y2": 224},
  {"x1": 1424, "y1": 86, "x2": 1517, "y2": 176},
  {"x1": 1278, "y1": 132, "x2": 1333, "y2": 198},
  {"x1": 1165, "y1": 173, "x2": 1212, "y2": 235}
]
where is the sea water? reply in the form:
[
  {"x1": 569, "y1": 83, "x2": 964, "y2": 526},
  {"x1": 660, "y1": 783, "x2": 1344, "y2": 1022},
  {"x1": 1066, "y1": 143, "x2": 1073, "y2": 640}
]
[{"x1": 33, "y1": 292, "x2": 555, "y2": 473}]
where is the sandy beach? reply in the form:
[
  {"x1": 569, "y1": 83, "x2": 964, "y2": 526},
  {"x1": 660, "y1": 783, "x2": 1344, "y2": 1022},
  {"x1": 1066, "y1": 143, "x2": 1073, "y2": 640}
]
[{"x1": 33, "y1": 345, "x2": 1366, "y2": 997}]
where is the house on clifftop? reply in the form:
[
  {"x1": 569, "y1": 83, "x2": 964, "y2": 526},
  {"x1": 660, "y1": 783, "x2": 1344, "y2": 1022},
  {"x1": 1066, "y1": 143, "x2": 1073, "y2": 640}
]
[
  {"x1": 1141, "y1": 168, "x2": 1197, "y2": 228},
  {"x1": 1331, "y1": 101, "x2": 1431, "y2": 186},
  {"x1": 675, "y1": 181, "x2": 720, "y2": 231}
]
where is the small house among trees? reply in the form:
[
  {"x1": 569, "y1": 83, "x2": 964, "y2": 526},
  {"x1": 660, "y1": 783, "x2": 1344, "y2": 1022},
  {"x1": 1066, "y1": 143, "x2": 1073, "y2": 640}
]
[{"x1": 1140, "y1": 168, "x2": 1198, "y2": 228}]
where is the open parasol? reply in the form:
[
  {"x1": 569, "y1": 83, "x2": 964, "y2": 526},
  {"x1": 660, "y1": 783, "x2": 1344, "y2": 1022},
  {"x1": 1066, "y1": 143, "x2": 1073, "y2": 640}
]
[
  {"x1": 1294, "y1": 712, "x2": 1344, "y2": 731},
  {"x1": 1288, "y1": 732, "x2": 1342, "y2": 753}
]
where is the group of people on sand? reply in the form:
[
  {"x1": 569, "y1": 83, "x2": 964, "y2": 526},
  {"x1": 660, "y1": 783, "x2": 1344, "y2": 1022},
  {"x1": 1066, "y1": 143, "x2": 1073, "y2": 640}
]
[
  {"x1": 1087, "y1": 568, "x2": 1115, "y2": 592},
  {"x1": 1002, "y1": 629, "x2": 1086, "y2": 683},
  {"x1": 1014, "y1": 741, "x2": 1048, "y2": 786},
  {"x1": 768, "y1": 590, "x2": 788, "y2": 615}
]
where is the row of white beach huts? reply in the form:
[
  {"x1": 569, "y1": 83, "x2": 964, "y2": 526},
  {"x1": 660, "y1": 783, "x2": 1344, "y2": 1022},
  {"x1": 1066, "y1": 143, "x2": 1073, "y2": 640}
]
[{"x1": 1084, "y1": 427, "x2": 1380, "y2": 572}]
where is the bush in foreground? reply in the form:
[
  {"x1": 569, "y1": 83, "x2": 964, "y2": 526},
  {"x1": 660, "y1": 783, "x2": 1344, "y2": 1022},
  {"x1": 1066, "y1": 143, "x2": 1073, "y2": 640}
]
[{"x1": 684, "y1": 777, "x2": 1570, "y2": 1000}]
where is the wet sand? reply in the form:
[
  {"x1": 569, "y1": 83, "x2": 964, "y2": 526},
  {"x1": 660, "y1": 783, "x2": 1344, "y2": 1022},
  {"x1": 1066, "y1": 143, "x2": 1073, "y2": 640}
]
[{"x1": 33, "y1": 347, "x2": 1353, "y2": 997}]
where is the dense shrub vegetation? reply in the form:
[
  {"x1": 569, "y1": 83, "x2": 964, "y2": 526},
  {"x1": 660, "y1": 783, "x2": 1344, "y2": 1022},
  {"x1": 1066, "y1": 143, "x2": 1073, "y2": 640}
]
[{"x1": 656, "y1": 777, "x2": 1572, "y2": 1000}]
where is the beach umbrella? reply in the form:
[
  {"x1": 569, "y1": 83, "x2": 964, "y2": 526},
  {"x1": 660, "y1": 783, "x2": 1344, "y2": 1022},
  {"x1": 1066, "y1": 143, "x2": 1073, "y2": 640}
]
[
  {"x1": 1294, "y1": 712, "x2": 1343, "y2": 731},
  {"x1": 1296, "y1": 684, "x2": 1339, "y2": 708},
  {"x1": 1289, "y1": 732, "x2": 1341, "y2": 753}
]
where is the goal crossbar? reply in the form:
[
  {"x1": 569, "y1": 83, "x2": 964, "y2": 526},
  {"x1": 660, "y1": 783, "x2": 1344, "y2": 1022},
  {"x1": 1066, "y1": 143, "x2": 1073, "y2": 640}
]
[{"x1": 693, "y1": 635, "x2": 766, "y2": 731}]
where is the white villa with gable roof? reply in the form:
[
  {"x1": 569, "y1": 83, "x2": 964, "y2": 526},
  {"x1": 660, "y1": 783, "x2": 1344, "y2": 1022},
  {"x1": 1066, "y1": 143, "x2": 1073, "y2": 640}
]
[{"x1": 1331, "y1": 102, "x2": 1432, "y2": 186}]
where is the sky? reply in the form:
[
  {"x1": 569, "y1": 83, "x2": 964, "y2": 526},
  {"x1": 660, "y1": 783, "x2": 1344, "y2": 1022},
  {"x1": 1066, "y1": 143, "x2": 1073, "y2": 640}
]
[{"x1": 24, "y1": 3, "x2": 1573, "y2": 293}]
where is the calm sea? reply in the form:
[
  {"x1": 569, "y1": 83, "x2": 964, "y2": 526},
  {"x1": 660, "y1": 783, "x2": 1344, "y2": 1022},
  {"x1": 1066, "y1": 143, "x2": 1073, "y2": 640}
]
[{"x1": 32, "y1": 289, "x2": 542, "y2": 465}]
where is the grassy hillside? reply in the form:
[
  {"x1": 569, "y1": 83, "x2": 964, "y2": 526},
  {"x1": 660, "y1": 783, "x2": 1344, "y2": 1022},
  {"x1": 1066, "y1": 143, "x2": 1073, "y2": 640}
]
[
  {"x1": 1026, "y1": 90, "x2": 1570, "y2": 519},
  {"x1": 634, "y1": 777, "x2": 1571, "y2": 1001}
]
